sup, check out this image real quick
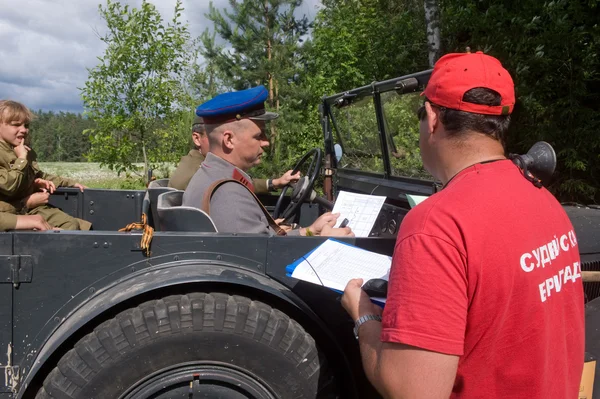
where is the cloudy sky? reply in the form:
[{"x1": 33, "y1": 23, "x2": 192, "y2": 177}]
[{"x1": 0, "y1": 0, "x2": 321, "y2": 113}]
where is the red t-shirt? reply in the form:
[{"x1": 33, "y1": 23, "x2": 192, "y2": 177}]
[{"x1": 381, "y1": 160, "x2": 584, "y2": 398}]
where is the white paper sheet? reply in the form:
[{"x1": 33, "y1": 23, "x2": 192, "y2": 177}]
[
  {"x1": 290, "y1": 239, "x2": 391, "y2": 297},
  {"x1": 331, "y1": 191, "x2": 386, "y2": 237}
]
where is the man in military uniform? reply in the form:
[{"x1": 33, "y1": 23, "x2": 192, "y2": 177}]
[
  {"x1": 169, "y1": 115, "x2": 300, "y2": 192},
  {"x1": 0, "y1": 100, "x2": 91, "y2": 230},
  {"x1": 183, "y1": 85, "x2": 353, "y2": 237}
]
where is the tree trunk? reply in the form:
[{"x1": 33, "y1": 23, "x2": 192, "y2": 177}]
[
  {"x1": 264, "y1": 0, "x2": 277, "y2": 156},
  {"x1": 140, "y1": 124, "x2": 149, "y2": 183},
  {"x1": 142, "y1": 142, "x2": 148, "y2": 184},
  {"x1": 273, "y1": 79, "x2": 280, "y2": 160},
  {"x1": 265, "y1": 0, "x2": 273, "y2": 107},
  {"x1": 424, "y1": 0, "x2": 441, "y2": 67}
]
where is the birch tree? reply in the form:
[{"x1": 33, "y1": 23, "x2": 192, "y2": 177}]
[
  {"x1": 81, "y1": 0, "x2": 192, "y2": 179},
  {"x1": 424, "y1": 0, "x2": 441, "y2": 67}
]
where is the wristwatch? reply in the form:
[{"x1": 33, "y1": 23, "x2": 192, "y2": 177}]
[
  {"x1": 353, "y1": 314, "x2": 382, "y2": 340},
  {"x1": 267, "y1": 179, "x2": 274, "y2": 191}
]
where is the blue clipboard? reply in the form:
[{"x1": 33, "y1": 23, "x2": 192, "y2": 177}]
[
  {"x1": 285, "y1": 238, "x2": 358, "y2": 278},
  {"x1": 286, "y1": 239, "x2": 387, "y2": 307}
]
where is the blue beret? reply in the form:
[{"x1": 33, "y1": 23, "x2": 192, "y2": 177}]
[{"x1": 195, "y1": 85, "x2": 279, "y2": 124}]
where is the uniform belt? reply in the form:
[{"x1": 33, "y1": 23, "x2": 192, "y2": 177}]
[{"x1": 201, "y1": 178, "x2": 287, "y2": 236}]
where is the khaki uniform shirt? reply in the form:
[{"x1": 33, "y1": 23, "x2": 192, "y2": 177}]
[
  {"x1": 0, "y1": 213, "x2": 17, "y2": 231},
  {"x1": 182, "y1": 153, "x2": 297, "y2": 235},
  {"x1": 169, "y1": 149, "x2": 269, "y2": 193},
  {"x1": 0, "y1": 140, "x2": 76, "y2": 213}
]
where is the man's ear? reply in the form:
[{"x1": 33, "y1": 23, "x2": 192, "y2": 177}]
[
  {"x1": 425, "y1": 102, "x2": 440, "y2": 135},
  {"x1": 222, "y1": 130, "x2": 235, "y2": 150},
  {"x1": 191, "y1": 132, "x2": 202, "y2": 149}
]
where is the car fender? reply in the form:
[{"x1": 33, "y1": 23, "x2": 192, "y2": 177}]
[{"x1": 18, "y1": 259, "x2": 353, "y2": 397}]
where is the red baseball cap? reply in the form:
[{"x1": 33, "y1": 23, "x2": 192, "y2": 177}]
[{"x1": 423, "y1": 51, "x2": 515, "y2": 115}]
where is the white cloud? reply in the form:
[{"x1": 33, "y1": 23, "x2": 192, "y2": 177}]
[{"x1": 0, "y1": 0, "x2": 321, "y2": 112}]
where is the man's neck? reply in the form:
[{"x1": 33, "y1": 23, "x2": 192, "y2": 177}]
[
  {"x1": 207, "y1": 151, "x2": 249, "y2": 173},
  {"x1": 435, "y1": 137, "x2": 506, "y2": 185}
]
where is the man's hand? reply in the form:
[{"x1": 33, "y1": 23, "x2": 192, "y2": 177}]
[
  {"x1": 274, "y1": 218, "x2": 293, "y2": 233},
  {"x1": 72, "y1": 183, "x2": 87, "y2": 192},
  {"x1": 14, "y1": 142, "x2": 30, "y2": 159},
  {"x1": 341, "y1": 278, "x2": 382, "y2": 321},
  {"x1": 306, "y1": 212, "x2": 354, "y2": 237},
  {"x1": 14, "y1": 214, "x2": 55, "y2": 231},
  {"x1": 24, "y1": 191, "x2": 50, "y2": 209},
  {"x1": 309, "y1": 212, "x2": 339, "y2": 234},
  {"x1": 272, "y1": 170, "x2": 301, "y2": 189},
  {"x1": 34, "y1": 178, "x2": 56, "y2": 193},
  {"x1": 320, "y1": 224, "x2": 354, "y2": 237}
]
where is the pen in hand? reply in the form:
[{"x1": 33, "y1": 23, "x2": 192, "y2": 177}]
[{"x1": 339, "y1": 218, "x2": 350, "y2": 228}]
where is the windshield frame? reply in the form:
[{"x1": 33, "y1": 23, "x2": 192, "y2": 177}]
[{"x1": 322, "y1": 70, "x2": 432, "y2": 178}]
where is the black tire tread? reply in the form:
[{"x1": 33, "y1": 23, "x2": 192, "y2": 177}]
[{"x1": 36, "y1": 293, "x2": 329, "y2": 398}]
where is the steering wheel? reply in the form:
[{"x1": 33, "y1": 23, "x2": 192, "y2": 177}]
[{"x1": 273, "y1": 148, "x2": 323, "y2": 220}]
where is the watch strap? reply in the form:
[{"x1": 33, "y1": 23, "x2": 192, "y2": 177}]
[{"x1": 353, "y1": 314, "x2": 382, "y2": 339}]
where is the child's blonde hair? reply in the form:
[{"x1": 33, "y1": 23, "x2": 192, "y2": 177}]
[{"x1": 0, "y1": 100, "x2": 33, "y2": 125}]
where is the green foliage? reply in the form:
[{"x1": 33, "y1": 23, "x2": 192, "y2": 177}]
[
  {"x1": 81, "y1": 0, "x2": 193, "y2": 179},
  {"x1": 67, "y1": 0, "x2": 599, "y2": 203},
  {"x1": 308, "y1": 0, "x2": 429, "y2": 95},
  {"x1": 204, "y1": 0, "x2": 309, "y2": 93},
  {"x1": 326, "y1": 92, "x2": 426, "y2": 178},
  {"x1": 203, "y1": 0, "x2": 317, "y2": 177},
  {"x1": 381, "y1": 93, "x2": 428, "y2": 178},
  {"x1": 29, "y1": 111, "x2": 94, "y2": 162},
  {"x1": 441, "y1": 0, "x2": 600, "y2": 203}
]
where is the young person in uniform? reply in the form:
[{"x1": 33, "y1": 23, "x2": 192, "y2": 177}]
[
  {"x1": 341, "y1": 52, "x2": 584, "y2": 398},
  {"x1": 0, "y1": 100, "x2": 90, "y2": 230}
]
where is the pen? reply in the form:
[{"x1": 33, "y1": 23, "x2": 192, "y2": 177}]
[{"x1": 340, "y1": 218, "x2": 350, "y2": 228}]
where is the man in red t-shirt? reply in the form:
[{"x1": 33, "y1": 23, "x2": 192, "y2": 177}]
[{"x1": 341, "y1": 52, "x2": 584, "y2": 398}]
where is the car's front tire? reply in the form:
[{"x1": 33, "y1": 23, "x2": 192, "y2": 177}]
[{"x1": 36, "y1": 293, "x2": 338, "y2": 399}]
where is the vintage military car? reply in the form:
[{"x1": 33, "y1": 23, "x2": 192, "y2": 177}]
[{"x1": 1, "y1": 69, "x2": 599, "y2": 399}]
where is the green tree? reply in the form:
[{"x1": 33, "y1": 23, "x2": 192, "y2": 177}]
[
  {"x1": 441, "y1": 0, "x2": 600, "y2": 203},
  {"x1": 81, "y1": 0, "x2": 193, "y2": 179},
  {"x1": 30, "y1": 111, "x2": 94, "y2": 162},
  {"x1": 203, "y1": 0, "x2": 310, "y2": 156},
  {"x1": 308, "y1": 0, "x2": 428, "y2": 95}
]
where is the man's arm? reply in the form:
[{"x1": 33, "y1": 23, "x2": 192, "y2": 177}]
[
  {"x1": 342, "y1": 232, "x2": 467, "y2": 398},
  {"x1": 356, "y1": 315, "x2": 458, "y2": 399},
  {"x1": 254, "y1": 179, "x2": 269, "y2": 194},
  {"x1": 254, "y1": 170, "x2": 301, "y2": 194}
]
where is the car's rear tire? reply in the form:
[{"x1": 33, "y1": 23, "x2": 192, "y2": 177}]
[{"x1": 35, "y1": 293, "x2": 338, "y2": 399}]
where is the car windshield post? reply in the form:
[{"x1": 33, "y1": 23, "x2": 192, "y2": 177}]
[{"x1": 373, "y1": 90, "x2": 392, "y2": 178}]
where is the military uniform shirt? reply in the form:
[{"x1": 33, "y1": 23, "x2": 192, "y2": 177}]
[
  {"x1": 169, "y1": 149, "x2": 270, "y2": 193},
  {"x1": 183, "y1": 153, "x2": 297, "y2": 235},
  {"x1": 169, "y1": 149, "x2": 205, "y2": 190},
  {"x1": 0, "y1": 212, "x2": 17, "y2": 231},
  {"x1": 0, "y1": 140, "x2": 85, "y2": 230}
]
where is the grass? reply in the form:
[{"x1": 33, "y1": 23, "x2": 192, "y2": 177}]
[{"x1": 38, "y1": 162, "x2": 176, "y2": 190}]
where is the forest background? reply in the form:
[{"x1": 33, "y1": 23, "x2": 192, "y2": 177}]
[{"x1": 31, "y1": 0, "x2": 600, "y2": 204}]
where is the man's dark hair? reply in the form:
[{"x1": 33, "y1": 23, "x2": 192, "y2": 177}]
[
  {"x1": 426, "y1": 88, "x2": 511, "y2": 146},
  {"x1": 192, "y1": 123, "x2": 205, "y2": 134}
]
